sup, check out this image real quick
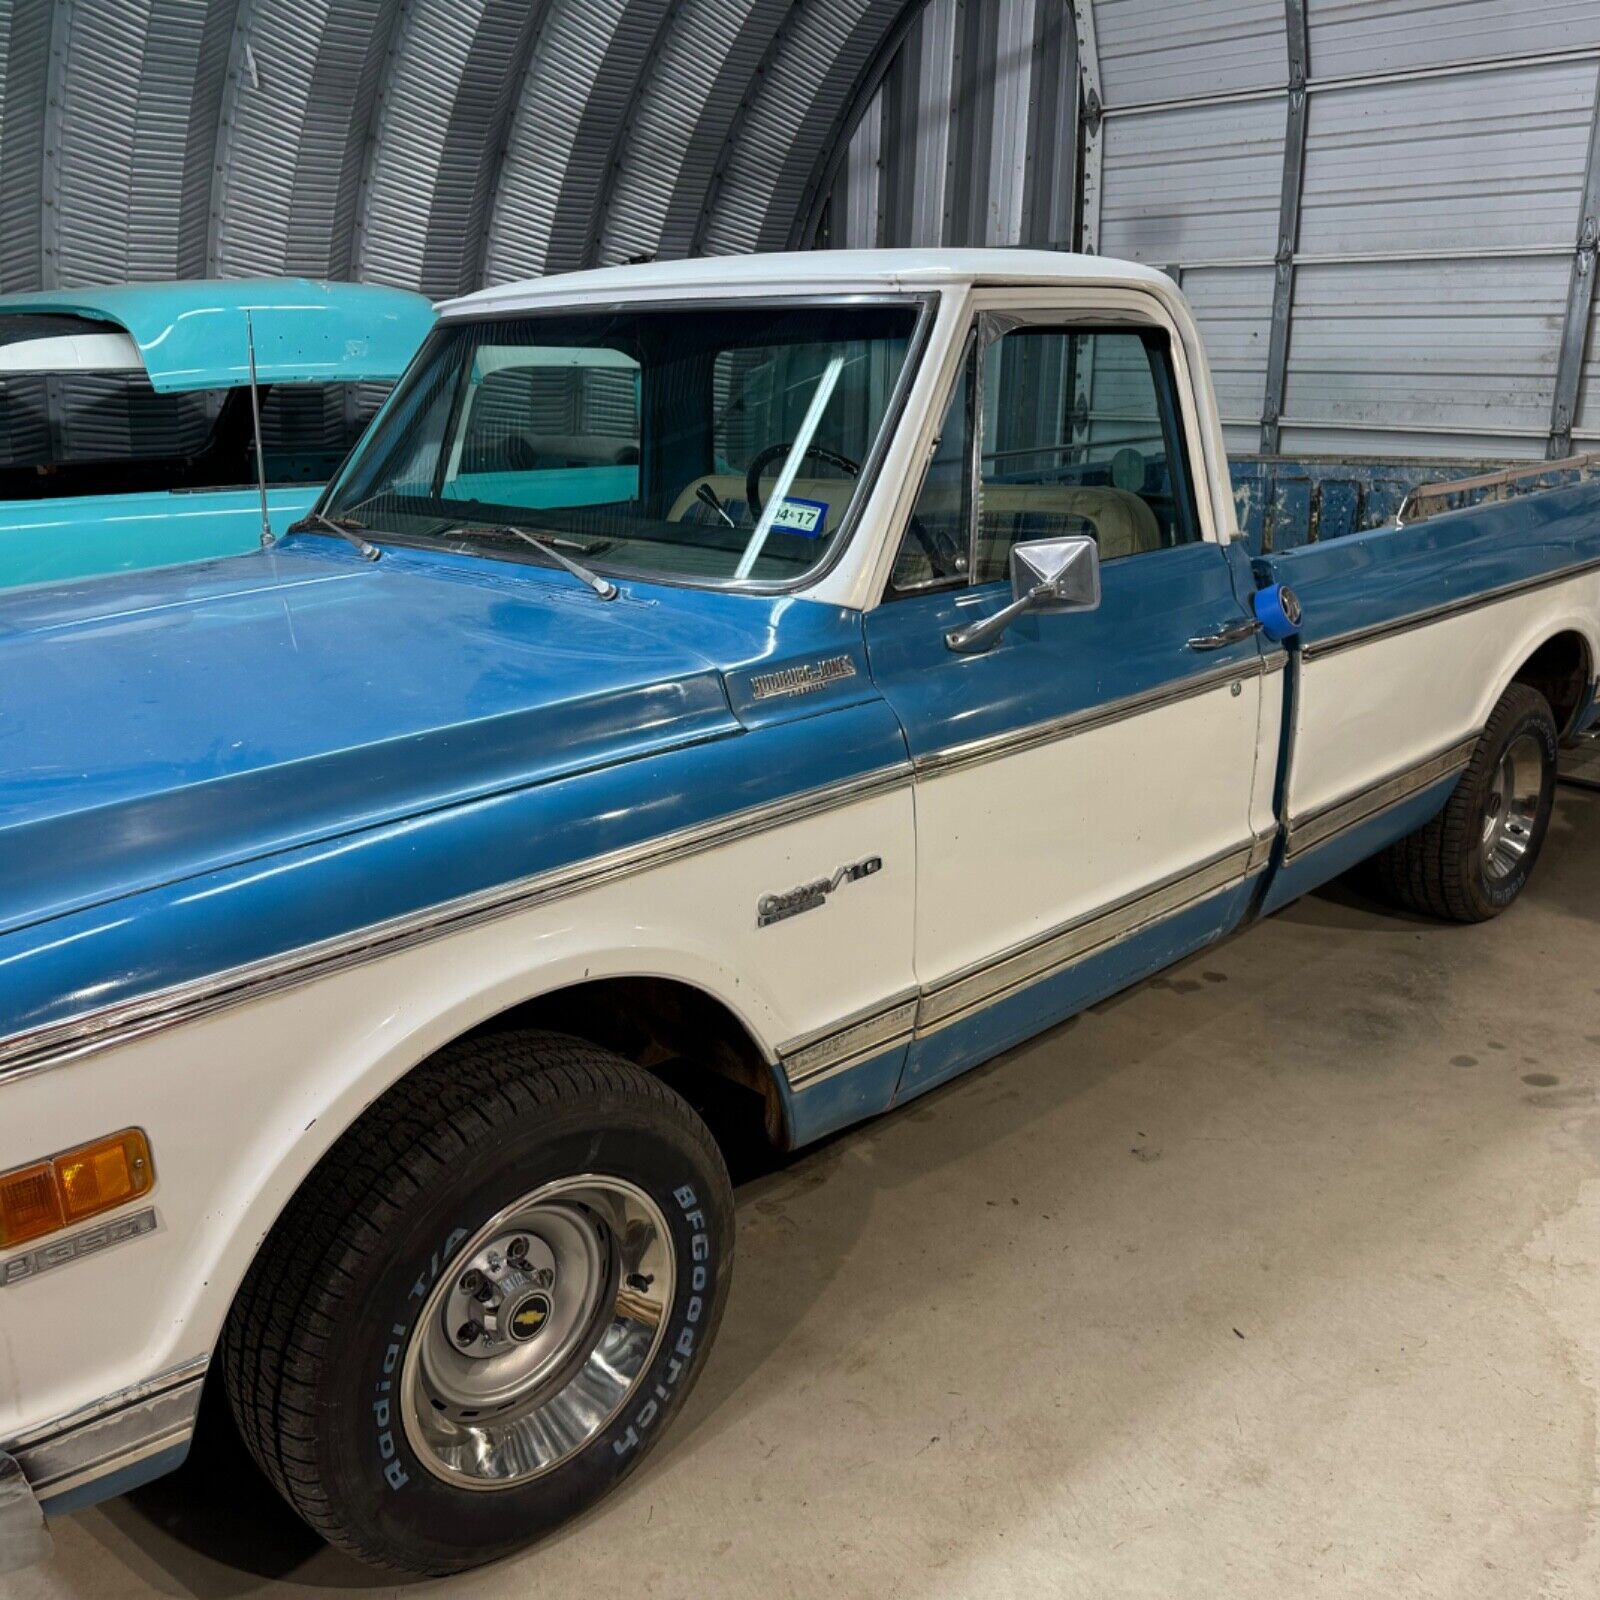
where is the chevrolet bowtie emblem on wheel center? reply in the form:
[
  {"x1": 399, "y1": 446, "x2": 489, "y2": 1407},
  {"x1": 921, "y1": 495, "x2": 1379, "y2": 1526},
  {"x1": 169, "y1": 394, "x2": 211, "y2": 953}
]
[
  {"x1": 757, "y1": 856, "x2": 882, "y2": 927},
  {"x1": 507, "y1": 1292, "x2": 552, "y2": 1341}
]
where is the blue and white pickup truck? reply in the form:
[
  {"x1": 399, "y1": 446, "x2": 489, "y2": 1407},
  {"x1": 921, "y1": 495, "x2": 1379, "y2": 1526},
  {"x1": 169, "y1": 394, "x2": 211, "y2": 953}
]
[
  {"x1": 2, "y1": 249, "x2": 1597, "y2": 1575},
  {"x1": 0, "y1": 278, "x2": 434, "y2": 589}
]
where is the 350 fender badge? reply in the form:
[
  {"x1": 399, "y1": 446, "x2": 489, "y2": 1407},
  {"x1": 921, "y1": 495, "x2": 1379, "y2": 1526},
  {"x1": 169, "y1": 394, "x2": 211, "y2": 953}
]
[
  {"x1": 758, "y1": 857, "x2": 882, "y2": 927},
  {"x1": 0, "y1": 1205, "x2": 159, "y2": 1287}
]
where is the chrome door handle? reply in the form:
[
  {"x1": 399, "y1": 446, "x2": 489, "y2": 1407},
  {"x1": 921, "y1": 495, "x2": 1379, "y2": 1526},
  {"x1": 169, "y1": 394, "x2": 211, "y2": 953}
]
[{"x1": 1187, "y1": 618, "x2": 1262, "y2": 651}]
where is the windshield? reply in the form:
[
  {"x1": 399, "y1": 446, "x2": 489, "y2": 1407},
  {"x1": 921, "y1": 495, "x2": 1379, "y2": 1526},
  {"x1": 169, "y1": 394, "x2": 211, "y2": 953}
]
[
  {"x1": 321, "y1": 300, "x2": 923, "y2": 585},
  {"x1": 0, "y1": 370, "x2": 387, "y2": 501}
]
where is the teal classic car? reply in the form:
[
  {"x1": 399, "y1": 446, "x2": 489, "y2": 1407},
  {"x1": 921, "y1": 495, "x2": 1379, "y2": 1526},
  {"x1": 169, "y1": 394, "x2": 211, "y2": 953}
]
[{"x1": 0, "y1": 279, "x2": 434, "y2": 589}]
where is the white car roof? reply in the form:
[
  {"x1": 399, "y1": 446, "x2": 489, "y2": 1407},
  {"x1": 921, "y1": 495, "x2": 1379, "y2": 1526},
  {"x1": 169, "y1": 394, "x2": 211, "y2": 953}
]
[{"x1": 438, "y1": 248, "x2": 1173, "y2": 319}]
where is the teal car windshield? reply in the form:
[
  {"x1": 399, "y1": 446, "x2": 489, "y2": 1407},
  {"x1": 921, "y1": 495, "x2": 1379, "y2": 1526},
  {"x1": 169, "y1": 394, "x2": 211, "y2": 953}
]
[
  {"x1": 0, "y1": 365, "x2": 380, "y2": 501},
  {"x1": 323, "y1": 301, "x2": 923, "y2": 585}
]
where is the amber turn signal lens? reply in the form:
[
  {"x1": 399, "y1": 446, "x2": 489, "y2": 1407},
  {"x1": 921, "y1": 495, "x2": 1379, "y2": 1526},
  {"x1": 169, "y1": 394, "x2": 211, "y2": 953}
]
[
  {"x1": 0, "y1": 1130, "x2": 153, "y2": 1248},
  {"x1": 0, "y1": 1163, "x2": 64, "y2": 1248}
]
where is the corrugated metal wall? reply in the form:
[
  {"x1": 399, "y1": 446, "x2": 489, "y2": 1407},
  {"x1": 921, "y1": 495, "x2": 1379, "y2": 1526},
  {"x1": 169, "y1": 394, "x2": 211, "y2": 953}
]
[
  {"x1": 831, "y1": 0, "x2": 1600, "y2": 463},
  {"x1": 823, "y1": 0, "x2": 1078, "y2": 252},
  {"x1": 2, "y1": 0, "x2": 1599, "y2": 463}
]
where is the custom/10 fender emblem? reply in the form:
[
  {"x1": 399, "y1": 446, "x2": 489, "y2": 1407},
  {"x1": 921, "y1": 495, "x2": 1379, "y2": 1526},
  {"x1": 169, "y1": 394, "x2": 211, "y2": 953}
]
[{"x1": 758, "y1": 857, "x2": 882, "y2": 927}]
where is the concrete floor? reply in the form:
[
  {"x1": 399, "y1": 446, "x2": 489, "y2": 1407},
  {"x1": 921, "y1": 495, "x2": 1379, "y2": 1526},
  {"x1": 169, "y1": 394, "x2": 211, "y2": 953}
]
[{"x1": 17, "y1": 789, "x2": 1600, "y2": 1600}]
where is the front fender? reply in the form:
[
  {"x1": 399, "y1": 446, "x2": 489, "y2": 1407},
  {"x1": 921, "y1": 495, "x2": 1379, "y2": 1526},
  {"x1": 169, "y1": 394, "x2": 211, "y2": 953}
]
[{"x1": 0, "y1": 768, "x2": 915, "y2": 1443}]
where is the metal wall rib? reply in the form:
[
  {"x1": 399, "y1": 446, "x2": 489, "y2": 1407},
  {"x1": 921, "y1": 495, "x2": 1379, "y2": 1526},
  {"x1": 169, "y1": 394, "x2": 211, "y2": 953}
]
[
  {"x1": 360, "y1": 0, "x2": 546, "y2": 298},
  {"x1": 701, "y1": 0, "x2": 904, "y2": 256},
  {"x1": 0, "y1": 2, "x2": 59, "y2": 292},
  {"x1": 544, "y1": 0, "x2": 676, "y2": 273},
  {"x1": 590, "y1": 0, "x2": 751, "y2": 269}
]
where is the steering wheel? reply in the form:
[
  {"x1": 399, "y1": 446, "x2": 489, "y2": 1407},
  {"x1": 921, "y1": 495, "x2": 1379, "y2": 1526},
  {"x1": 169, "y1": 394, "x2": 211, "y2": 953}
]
[
  {"x1": 743, "y1": 439, "x2": 962, "y2": 578},
  {"x1": 744, "y1": 442, "x2": 860, "y2": 521}
]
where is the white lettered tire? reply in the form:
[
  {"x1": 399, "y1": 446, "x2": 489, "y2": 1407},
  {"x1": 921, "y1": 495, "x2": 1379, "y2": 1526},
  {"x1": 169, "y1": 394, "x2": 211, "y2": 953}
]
[{"x1": 221, "y1": 1031, "x2": 734, "y2": 1574}]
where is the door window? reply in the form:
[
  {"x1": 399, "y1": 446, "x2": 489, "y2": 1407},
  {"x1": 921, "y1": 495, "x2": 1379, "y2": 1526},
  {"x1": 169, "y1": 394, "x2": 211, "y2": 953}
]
[{"x1": 889, "y1": 323, "x2": 1202, "y2": 591}]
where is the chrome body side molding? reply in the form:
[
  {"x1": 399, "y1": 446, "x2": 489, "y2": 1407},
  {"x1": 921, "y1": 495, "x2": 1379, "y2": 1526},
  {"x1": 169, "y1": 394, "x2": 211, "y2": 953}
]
[
  {"x1": 783, "y1": 992, "x2": 921, "y2": 1090},
  {"x1": 6, "y1": 1358, "x2": 207, "y2": 1512},
  {"x1": 780, "y1": 833, "x2": 1273, "y2": 1088},
  {"x1": 784, "y1": 731, "x2": 1480, "y2": 1096},
  {"x1": 1284, "y1": 736, "x2": 1477, "y2": 860},
  {"x1": 2, "y1": 658, "x2": 1273, "y2": 1088},
  {"x1": 917, "y1": 837, "x2": 1268, "y2": 1036},
  {"x1": 0, "y1": 763, "x2": 913, "y2": 1086},
  {"x1": 914, "y1": 655, "x2": 1265, "y2": 779}
]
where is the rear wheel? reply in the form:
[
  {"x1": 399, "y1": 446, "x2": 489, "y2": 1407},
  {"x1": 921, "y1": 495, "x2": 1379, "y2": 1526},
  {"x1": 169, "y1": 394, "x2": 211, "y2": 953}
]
[
  {"x1": 1368, "y1": 682, "x2": 1557, "y2": 922},
  {"x1": 222, "y1": 1031, "x2": 734, "y2": 1575}
]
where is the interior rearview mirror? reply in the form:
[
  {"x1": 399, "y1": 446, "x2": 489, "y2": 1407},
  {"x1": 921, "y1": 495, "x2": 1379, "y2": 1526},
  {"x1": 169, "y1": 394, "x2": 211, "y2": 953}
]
[{"x1": 945, "y1": 535, "x2": 1101, "y2": 654}]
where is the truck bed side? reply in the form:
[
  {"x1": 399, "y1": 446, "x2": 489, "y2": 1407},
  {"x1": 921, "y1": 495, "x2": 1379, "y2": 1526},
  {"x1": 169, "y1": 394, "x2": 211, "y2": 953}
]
[{"x1": 1256, "y1": 481, "x2": 1600, "y2": 912}]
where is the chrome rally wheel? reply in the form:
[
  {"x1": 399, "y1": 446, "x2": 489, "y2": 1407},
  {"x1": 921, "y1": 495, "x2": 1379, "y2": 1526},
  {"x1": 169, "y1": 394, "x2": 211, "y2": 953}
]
[
  {"x1": 1478, "y1": 731, "x2": 1544, "y2": 883},
  {"x1": 402, "y1": 1177, "x2": 675, "y2": 1488}
]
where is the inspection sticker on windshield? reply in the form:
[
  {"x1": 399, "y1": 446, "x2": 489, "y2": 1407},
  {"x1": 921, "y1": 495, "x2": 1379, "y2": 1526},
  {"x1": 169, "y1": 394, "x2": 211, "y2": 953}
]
[{"x1": 772, "y1": 497, "x2": 828, "y2": 538}]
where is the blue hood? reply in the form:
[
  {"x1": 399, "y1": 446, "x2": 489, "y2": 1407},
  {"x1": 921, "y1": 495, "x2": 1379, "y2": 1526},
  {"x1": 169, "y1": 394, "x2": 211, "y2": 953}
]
[{"x1": 0, "y1": 543, "x2": 758, "y2": 935}]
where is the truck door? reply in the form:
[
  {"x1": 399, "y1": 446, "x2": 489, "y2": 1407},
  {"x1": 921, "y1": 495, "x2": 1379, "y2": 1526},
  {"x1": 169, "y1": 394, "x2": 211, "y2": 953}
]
[{"x1": 864, "y1": 303, "x2": 1271, "y2": 1098}]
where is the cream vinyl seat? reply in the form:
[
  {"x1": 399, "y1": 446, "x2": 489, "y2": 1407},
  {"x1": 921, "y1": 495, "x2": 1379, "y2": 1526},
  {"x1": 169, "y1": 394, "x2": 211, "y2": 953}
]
[
  {"x1": 672, "y1": 473, "x2": 1159, "y2": 563},
  {"x1": 887, "y1": 479, "x2": 1162, "y2": 587}
]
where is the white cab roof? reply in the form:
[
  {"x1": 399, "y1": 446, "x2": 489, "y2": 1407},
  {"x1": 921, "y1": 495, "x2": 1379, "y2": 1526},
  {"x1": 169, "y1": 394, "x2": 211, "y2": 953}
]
[{"x1": 439, "y1": 248, "x2": 1174, "y2": 319}]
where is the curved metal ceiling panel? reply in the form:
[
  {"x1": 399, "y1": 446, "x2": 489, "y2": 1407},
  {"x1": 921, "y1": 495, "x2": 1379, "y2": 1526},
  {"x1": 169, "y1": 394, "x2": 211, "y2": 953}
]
[
  {"x1": 482, "y1": 0, "x2": 631, "y2": 285},
  {"x1": 541, "y1": 0, "x2": 674, "y2": 274},
  {"x1": 653, "y1": 0, "x2": 790, "y2": 261},
  {"x1": 5, "y1": 0, "x2": 931, "y2": 298},
  {"x1": 0, "y1": 2, "x2": 57, "y2": 292},
  {"x1": 280, "y1": 0, "x2": 401, "y2": 282},
  {"x1": 55, "y1": 0, "x2": 221, "y2": 286},
  {"x1": 213, "y1": 0, "x2": 380, "y2": 278},
  {"x1": 702, "y1": 0, "x2": 893, "y2": 256},
  {"x1": 361, "y1": 0, "x2": 544, "y2": 298},
  {"x1": 593, "y1": 0, "x2": 754, "y2": 268}
]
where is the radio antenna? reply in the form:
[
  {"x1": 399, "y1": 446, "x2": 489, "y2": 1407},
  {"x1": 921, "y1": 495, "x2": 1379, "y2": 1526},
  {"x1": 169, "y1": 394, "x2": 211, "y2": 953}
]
[{"x1": 246, "y1": 310, "x2": 273, "y2": 547}]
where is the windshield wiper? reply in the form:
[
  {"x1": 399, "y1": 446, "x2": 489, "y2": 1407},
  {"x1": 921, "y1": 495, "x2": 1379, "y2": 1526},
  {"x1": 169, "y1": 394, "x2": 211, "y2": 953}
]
[
  {"x1": 288, "y1": 509, "x2": 381, "y2": 562},
  {"x1": 459, "y1": 523, "x2": 618, "y2": 601}
]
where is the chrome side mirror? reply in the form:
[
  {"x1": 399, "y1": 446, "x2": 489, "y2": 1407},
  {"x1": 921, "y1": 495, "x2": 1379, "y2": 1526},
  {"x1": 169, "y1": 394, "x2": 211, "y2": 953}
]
[{"x1": 945, "y1": 535, "x2": 1101, "y2": 654}]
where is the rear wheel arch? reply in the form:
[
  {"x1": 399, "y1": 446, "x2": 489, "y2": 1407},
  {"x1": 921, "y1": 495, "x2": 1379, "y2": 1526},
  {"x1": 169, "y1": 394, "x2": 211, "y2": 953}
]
[
  {"x1": 1366, "y1": 680, "x2": 1557, "y2": 922},
  {"x1": 1503, "y1": 626, "x2": 1593, "y2": 740}
]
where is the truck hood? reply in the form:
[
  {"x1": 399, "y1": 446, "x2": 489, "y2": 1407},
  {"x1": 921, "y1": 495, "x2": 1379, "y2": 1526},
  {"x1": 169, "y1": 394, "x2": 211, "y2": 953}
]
[{"x1": 0, "y1": 544, "x2": 749, "y2": 936}]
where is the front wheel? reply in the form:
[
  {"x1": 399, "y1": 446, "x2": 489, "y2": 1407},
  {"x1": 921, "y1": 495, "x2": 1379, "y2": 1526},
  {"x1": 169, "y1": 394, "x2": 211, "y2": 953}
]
[
  {"x1": 222, "y1": 1032, "x2": 734, "y2": 1575},
  {"x1": 1367, "y1": 682, "x2": 1557, "y2": 922}
]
